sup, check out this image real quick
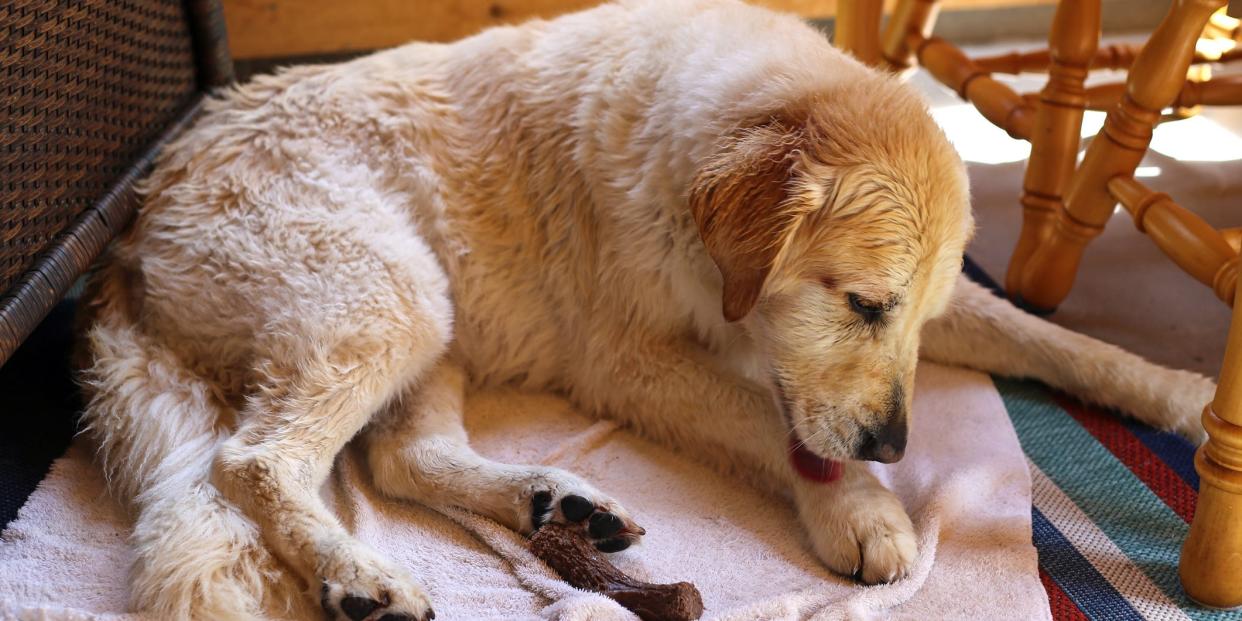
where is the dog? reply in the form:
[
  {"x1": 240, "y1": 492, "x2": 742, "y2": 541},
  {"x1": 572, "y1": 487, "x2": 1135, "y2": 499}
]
[{"x1": 78, "y1": 1, "x2": 1216, "y2": 619}]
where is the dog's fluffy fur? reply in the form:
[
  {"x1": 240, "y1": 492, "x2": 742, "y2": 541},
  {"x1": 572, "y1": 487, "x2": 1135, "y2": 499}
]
[{"x1": 78, "y1": 1, "x2": 1216, "y2": 618}]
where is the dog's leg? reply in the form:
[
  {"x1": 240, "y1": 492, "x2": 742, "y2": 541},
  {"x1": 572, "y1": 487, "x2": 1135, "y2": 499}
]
[
  {"x1": 365, "y1": 360, "x2": 645, "y2": 551},
  {"x1": 211, "y1": 315, "x2": 446, "y2": 621},
  {"x1": 573, "y1": 342, "x2": 917, "y2": 583},
  {"x1": 921, "y1": 274, "x2": 1216, "y2": 442},
  {"x1": 81, "y1": 277, "x2": 288, "y2": 620}
]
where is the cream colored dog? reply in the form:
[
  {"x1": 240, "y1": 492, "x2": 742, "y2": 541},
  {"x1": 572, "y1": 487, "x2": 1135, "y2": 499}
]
[{"x1": 79, "y1": 1, "x2": 1215, "y2": 619}]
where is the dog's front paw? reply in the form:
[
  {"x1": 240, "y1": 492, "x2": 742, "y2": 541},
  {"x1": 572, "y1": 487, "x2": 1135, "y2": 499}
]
[
  {"x1": 812, "y1": 506, "x2": 917, "y2": 585},
  {"x1": 796, "y1": 475, "x2": 917, "y2": 584},
  {"x1": 318, "y1": 540, "x2": 434, "y2": 621}
]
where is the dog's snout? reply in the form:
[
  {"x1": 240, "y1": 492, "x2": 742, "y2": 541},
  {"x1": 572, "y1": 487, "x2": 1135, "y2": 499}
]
[{"x1": 856, "y1": 383, "x2": 908, "y2": 463}]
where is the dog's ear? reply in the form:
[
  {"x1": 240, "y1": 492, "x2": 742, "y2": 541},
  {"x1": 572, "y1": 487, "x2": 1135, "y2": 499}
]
[{"x1": 689, "y1": 117, "x2": 807, "y2": 322}]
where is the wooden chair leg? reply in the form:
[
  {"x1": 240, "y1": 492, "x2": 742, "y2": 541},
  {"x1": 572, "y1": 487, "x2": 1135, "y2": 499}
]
[
  {"x1": 881, "y1": 0, "x2": 940, "y2": 72},
  {"x1": 1086, "y1": 75, "x2": 1242, "y2": 110},
  {"x1": 1016, "y1": 0, "x2": 1228, "y2": 311},
  {"x1": 1109, "y1": 176, "x2": 1238, "y2": 304},
  {"x1": 1107, "y1": 177, "x2": 1242, "y2": 608},
  {"x1": 915, "y1": 37, "x2": 1035, "y2": 138},
  {"x1": 836, "y1": 0, "x2": 885, "y2": 67},
  {"x1": 1006, "y1": 0, "x2": 1101, "y2": 296},
  {"x1": 1181, "y1": 285, "x2": 1242, "y2": 609}
]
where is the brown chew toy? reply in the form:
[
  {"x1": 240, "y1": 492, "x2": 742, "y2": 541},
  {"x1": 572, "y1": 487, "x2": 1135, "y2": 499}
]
[{"x1": 530, "y1": 523, "x2": 704, "y2": 621}]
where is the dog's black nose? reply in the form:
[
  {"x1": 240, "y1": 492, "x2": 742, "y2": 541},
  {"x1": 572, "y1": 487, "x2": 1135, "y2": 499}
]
[{"x1": 856, "y1": 415, "x2": 907, "y2": 463}]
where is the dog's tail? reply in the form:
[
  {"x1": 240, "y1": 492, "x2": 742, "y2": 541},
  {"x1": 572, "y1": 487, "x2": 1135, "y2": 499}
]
[
  {"x1": 78, "y1": 262, "x2": 295, "y2": 621},
  {"x1": 922, "y1": 275, "x2": 1216, "y2": 444}
]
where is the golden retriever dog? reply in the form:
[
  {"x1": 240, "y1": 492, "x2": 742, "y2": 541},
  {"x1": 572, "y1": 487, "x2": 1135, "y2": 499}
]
[{"x1": 78, "y1": 1, "x2": 1215, "y2": 618}]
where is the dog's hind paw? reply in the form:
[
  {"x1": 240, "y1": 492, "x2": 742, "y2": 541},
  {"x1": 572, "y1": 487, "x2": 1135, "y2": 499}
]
[
  {"x1": 318, "y1": 542, "x2": 434, "y2": 621},
  {"x1": 522, "y1": 473, "x2": 645, "y2": 553}
]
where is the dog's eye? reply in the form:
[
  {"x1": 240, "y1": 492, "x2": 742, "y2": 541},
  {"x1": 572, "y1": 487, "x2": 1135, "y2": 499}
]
[{"x1": 847, "y1": 292, "x2": 887, "y2": 323}]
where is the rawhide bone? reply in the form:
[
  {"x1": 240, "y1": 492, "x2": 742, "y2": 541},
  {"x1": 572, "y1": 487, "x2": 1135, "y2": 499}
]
[{"x1": 530, "y1": 523, "x2": 704, "y2": 621}]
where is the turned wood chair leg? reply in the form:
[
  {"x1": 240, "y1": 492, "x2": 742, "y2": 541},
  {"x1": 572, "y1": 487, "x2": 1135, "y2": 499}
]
[
  {"x1": 915, "y1": 37, "x2": 1035, "y2": 138},
  {"x1": 1006, "y1": 0, "x2": 1101, "y2": 298},
  {"x1": 836, "y1": 0, "x2": 885, "y2": 67},
  {"x1": 1181, "y1": 284, "x2": 1242, "y2": 609},
  {"x1": 1108, "y1": 176, "x2": 1238, "y2": 304},
  {"x1": 1016, "y1": 0, "x2": 1227, "y2": 311},
  {"x1": 881, "y1": 0, "x2": 940, "y2": 73}
]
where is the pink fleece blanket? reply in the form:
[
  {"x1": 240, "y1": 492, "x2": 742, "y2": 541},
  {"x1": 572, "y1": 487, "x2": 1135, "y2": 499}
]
[{"x1": 0, "y1": 362, "x2": 1049, "y2": 620}]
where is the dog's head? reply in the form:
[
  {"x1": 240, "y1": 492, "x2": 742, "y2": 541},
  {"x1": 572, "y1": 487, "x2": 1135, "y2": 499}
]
[{"x1": 689, "y1": 82, "x2": 972, "y2": 464}]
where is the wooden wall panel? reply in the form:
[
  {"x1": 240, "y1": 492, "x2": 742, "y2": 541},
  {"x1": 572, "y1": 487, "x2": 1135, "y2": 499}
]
[{"x1": 222, "y1": 0, "x2": 1056, "y2": 59}]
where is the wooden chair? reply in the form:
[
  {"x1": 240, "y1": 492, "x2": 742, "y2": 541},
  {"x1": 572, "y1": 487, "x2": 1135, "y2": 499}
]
[{"x1": 835, "y1": 0, "x2": 1242, "y2": 609}]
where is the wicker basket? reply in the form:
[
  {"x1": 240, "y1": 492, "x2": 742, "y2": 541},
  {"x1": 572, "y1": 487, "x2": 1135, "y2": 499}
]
[{"x1": 0, "y1": 0, "x2": 232, "y2": 365}]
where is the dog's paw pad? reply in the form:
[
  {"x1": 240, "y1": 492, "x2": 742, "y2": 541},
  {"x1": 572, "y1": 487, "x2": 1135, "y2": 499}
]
[
  {"x1": 378, "y1": 613, "x2": 432, "y2": 621},
  {"x1": 340, "y1": 595, "x2": 382, "y2": 620},
  {"x1": 588, "y1": 511, "x2": 624, "y2": 538},
  {"x1": 531, "y1": 491, "x2": 555, "y2": 530},
  {"x1": 594, "y1": 537, "x2": 632, "y2": 553},
  {"x1": 560, "y1": 494, "x2": 595, "y2": 522},
  {"x1": 322, "y1": 586, "x2": 433, "y2": 621}
]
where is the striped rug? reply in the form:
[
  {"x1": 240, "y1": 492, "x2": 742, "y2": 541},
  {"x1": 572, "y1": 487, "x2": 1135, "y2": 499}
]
[{"x1": 996, "y1": 377, "x2": 1242, "y2": 621}]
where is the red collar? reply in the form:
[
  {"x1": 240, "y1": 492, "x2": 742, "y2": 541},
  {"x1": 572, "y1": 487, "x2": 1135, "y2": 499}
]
[{"x1": 789, "y1": 438, "x2": 843, "y2": 483}]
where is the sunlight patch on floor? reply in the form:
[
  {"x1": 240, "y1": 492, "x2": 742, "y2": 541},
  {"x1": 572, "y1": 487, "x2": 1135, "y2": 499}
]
[
  {"x1": 1150, "y1": 115, "x2": 1242, "y2": 162},
  {"x1": 929, "y1": 107, "x2": 1110, "y2": 165},
  {"x1": 930, "y1": 102, "x2": 1242, "y2": 167},
  {"x1": 930, "y1": 104, "x2": 1030, "y2": 164},
  {"x1": 1081, "y1": 110, "x2": 1105, "y2": 137}
]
